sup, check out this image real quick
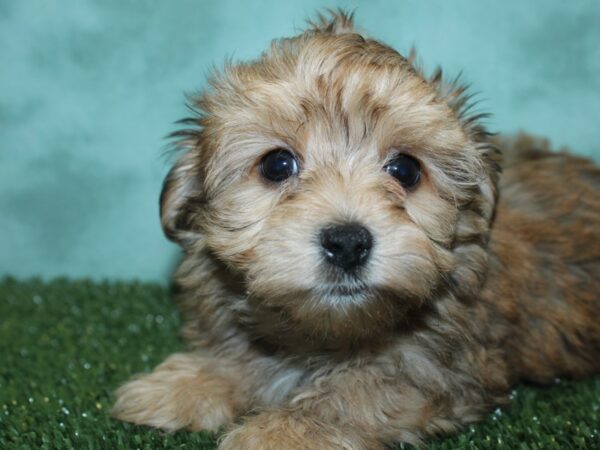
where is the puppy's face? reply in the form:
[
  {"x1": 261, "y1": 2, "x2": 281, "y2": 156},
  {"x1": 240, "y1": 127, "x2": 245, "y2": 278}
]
[{"x1": 162, "y1": 13, "x2": 499, "y2": 347}]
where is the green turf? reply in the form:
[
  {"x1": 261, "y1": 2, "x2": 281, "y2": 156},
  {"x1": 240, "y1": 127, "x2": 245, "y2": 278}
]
[{"x1": 1, "y1": 277, "x2": 598, "y2": 450}]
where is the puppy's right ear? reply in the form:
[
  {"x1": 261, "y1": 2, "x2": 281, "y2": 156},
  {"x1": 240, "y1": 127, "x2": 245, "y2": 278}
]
[{"x1": 160, "y1": 150, "x2": 204, "y2": 247}]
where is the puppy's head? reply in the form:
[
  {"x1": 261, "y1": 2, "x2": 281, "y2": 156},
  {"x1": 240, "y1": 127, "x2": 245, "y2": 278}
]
[{"x1": 161, "y1": 11, "x2": 500, "y2": 348}]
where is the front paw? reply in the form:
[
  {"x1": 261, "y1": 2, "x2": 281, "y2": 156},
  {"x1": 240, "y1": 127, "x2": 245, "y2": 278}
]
[
  {"x1": 219, "y1": 410, "x2": 383, "y2": 450},
  {"x1": 111, "y1": 353, "x2": 241, "y2": 432}
]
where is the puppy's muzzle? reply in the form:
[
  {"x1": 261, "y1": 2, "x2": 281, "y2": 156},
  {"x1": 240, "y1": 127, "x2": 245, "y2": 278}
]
[{"x1": 320, "y1": 223, "x2": 373, "y2": 271}]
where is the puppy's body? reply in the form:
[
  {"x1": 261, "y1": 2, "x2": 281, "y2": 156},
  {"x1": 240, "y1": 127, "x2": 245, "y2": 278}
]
[{"x1": 113, "y1": 12, "x2": 600, "y2": 449}]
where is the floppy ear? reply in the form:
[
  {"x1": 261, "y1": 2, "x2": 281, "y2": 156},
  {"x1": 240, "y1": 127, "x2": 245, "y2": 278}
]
[
  {"x1": 428, "y1": 67, "x2": 502, "y2": 197},
  {"x1": 159, "y1": 150, "x2": 204, "y2": 247}
]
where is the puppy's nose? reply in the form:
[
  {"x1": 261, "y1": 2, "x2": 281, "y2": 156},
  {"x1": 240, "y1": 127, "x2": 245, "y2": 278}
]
[{"x1": 320, "y1": 223, "x2": 373, "y2": 271}]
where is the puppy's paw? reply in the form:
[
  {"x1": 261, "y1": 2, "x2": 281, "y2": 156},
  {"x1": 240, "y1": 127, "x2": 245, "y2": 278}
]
[
  {"x1": 219, "y1": 410, "x2": 383, "y2": 450},
  {"x1": 111, "y1": 353, "x2": 241, "y2": 432}
]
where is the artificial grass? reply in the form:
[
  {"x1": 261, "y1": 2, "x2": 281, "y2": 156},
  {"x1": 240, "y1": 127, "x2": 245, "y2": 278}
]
[{"x1": 0, "y1": 277, "x2": 598, "y2": 450}]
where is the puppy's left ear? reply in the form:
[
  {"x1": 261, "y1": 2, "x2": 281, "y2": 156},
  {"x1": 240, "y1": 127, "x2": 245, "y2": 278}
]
[
  {"x1": 429, "y1": 68, "x2": 502, "y2": 188},
  {"x1": 160, "y1": 150, "x2": 204, "y2": 247}
]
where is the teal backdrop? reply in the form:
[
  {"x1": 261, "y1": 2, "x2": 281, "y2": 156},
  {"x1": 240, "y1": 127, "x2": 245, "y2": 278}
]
[{"x1": 1, "y1": 0, "x2": 599, "y2": 282}]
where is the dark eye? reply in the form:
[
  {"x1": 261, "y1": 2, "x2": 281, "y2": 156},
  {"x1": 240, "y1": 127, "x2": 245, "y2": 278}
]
[
  {"x1": 384, "y1": 154, "x2": 421, "y2": 188},
  {"x1": 260, "y1": 149, "x2": 299, "y2": 182}
]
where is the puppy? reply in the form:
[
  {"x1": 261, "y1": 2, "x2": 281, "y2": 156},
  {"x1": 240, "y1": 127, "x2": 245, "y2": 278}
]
[{"x1": 112, "y1": 10, "x2": 600, "y2": 449}]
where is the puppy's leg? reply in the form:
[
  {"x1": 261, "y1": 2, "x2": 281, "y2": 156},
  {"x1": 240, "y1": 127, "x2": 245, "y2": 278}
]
[
  {"x1": 219, "y1": 409, "x2": 384, "y2": 450},
  {"x1": 220, "y1": 365, "x2": 493, "y2": 449},
  {"x1": 111, "y1": 352, "x2": 246, "y2": 432}
]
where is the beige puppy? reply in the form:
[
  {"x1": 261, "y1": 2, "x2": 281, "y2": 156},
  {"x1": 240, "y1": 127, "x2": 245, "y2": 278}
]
[{"x1": 112, "y1": 10, "x2": 600, "y2": 449}]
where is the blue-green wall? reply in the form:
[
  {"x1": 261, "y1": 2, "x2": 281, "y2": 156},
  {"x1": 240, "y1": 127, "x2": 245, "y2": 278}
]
[{"x1": 2, "y1": 0, "x2": 599, "y2": 282}]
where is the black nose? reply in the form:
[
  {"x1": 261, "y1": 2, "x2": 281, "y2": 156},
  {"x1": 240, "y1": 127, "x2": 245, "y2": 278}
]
[{"x1": 320, "y1": 223, "x2": 373, "y2": 271}]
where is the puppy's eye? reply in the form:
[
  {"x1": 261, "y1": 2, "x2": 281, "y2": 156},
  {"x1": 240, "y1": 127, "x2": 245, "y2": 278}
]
[
  {"x1": 384, "y1": 154, "x2": 421, "y2": 188},
  {"x1": 260, "y1": 149, "x2": 299, "y2": 182}
]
